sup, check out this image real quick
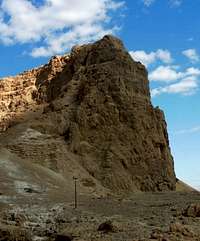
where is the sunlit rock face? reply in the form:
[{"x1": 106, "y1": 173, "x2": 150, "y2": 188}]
[{"x1": 0, "y1": 35, "x2": 176, "y2": 192}]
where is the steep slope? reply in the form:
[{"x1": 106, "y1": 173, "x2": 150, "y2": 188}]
[
  {"x1": 176, "y1": 179, "x2": 198, "y2": 192},
  {"x1": 0, "y1": 35, "x2": 176, "y2": 193}
]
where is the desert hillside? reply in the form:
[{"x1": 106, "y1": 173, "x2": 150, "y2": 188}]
[
  {"x1": 1, "y1": 35, "x2": 199, "y2": 241},
  {"x1": 0, "y1": 35, "x2": 176, "y2": 194}
]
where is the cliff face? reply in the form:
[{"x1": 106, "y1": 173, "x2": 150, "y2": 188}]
[{"x1": 0, "y1": 35, "x2": 176, "y2": 192}]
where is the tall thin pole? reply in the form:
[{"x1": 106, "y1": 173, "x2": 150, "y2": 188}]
[{"x1": 73, "y1": 177, "x2": 78, "y2": 209}]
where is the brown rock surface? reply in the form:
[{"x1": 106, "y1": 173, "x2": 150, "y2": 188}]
[
  {"x1": 183, "y1": 203, "x2": 200, "y2": 217},
  {"x1": 0, "y1": 35, "x2": 176, "y2": 193}
]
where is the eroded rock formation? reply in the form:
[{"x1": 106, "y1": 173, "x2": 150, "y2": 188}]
[{"x1": 0, "y1": 35, "x2": 176, "y2": 192}]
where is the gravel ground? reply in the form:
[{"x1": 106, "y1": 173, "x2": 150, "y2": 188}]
[{"x1": 1, "y1": 191, "x2": 200, "y2": 241}]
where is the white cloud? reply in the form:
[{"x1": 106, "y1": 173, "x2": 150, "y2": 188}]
[
  {"x1": 169, "y1": 0, "x2": 182, "y2": 7},
  {"x1": 151, "y1": 76, "x2": 198, "y2": 97},
  {"x1": 156, "y1": 49, "x2": 172, "y2": 63},
  {"x1": 187, "y1": 37, "x2": 194, "y2": 42},
  {"x1": 0, "y1": 0, "x2": 124, "y2": 57},
  {"x1": 130, "y1": 49, "x2": 172, "y2": 67},
  {"x1": 142, "y1": 0, "x2": 182, "y2": 7},
  {"x1": 150, "y1": 65, "x2": 200, "y2": 97},
  {"x1": 174, "y1": 125, "x2": 200, "y2": 135},
  {"x1": 185, "y1": 67, "x2": 200, "y2": 76},
  {"x1": 149, "y1": 66, "x2": 200, "y2": 82},
  {"x1": 149, "y1": 66, "x2": 182, "y2": 82},
  {"x1": 142, "y1": 0, "x2": 155, "y2": 6},
  {"x1": 182, "y1": 49, "x2": 199, "y2": 63},
  {"x1": 130, "y1": 50, "x2": 155, "y2": 66}
]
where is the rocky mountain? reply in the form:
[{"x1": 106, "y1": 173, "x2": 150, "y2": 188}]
[{"x1": 0, "y1": 35, "x2": 176, "y2": 195}]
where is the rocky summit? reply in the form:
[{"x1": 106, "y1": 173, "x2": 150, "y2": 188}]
[{"x1": 0, "y1": 35, "x2": 176, "y2": 195}]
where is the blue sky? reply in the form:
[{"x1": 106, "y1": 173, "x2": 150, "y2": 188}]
[{"x1": 0, "y1": 0, "x2": 199, "y2": 189}]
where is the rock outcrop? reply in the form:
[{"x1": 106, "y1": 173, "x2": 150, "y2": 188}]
[{"x1": 0, "y1": 35, "x2": 176, "y2": 192}]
